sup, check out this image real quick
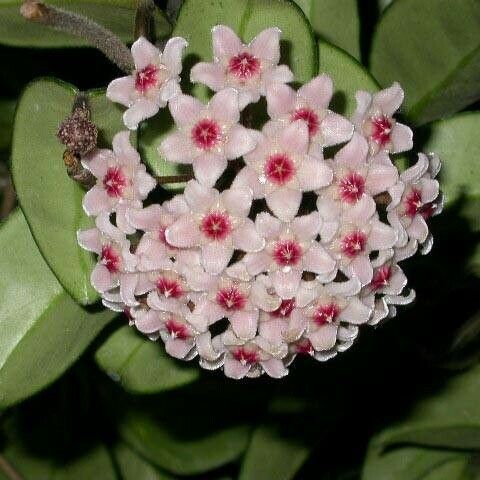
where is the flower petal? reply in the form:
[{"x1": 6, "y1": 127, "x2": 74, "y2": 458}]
[
  {"x1": 169, "y1": 94, "x2": 203, "y2": 127},
  {"x1": 201, "y1": 242, "x2": 233, "y2": 275},
  {"x1": 261, "y1": 358, "x2": 288, "y2": 378},
  {"x1": 232, "y1": 219, "x2": 265, "y2": 252},
  {"x1": 374, "y1": 82, "x2": 404, "y2": 116},
  {"x1": 297, "y1": 74, "x2": 333, "y2": 110},
  {"x1": 231, "y1": 309, "x2": 259, "y2": 340},
  {"x1": 161, "y1": 36, "x2": 187, "y2": 75},
  {"x1": 291, "y1": 212, "x2": 321, "y2": 241},
  {"x1": 266, "y1": 83, "x2": 296, "y2": 118},
  {"x1": 320, "y1": 111, "x2": 354, "y2": 147},
  {"x1": 279, "y1": 120, "x2": 309, "y2": 154},
  {"x1": 266, "y1": 187, "x2": 302, "y2": 222},
  {"x1": 339, "y1": 297, "x2": 372, "y2": 324},
  {"x1": 159, "y1": 131, "x2": 194, "y2": 164},
  {"x1": 165, "y1": 214, "x2": 201, "y2": 248},
  {"x1": 184, "y1": 179, "x2": 217, "y2": 212},
  {"x1": 91, "y1": 264, "x2": 116, "y2": 293},
  {"x1": 221, "y1": 186, "x2": 253, "y2": 217},
  {"x1": 83, "y1": 185, "x2": 110, "y2": 216},
  {"x1": 127, "y1": 204, "x2": 163, "y2": 231},
  {"x1": 271, "y1": 269, "x2": 302, "y2": 299},
  {"x1": 131, "y1": 36, "x2": 159, "y2": 70},
  {"x1": 343, "y1": 195, "x2": 376, "y2": 224},
  {"x1": 77, "y1": 228, "x2": 102, "y2": 253},
  {"x1": 123, "y1": 98, "x2": 160, "y2": 130},
  {"x1": 255, "y1": 212, "x2": 282, "y2": 239},
  {"x1": 165, "y1": 338, "x2": 193, "y2": 359},
  {"x1": 209, "y1": 87, "x2": 240, "y2": 124},
  {"x1": 225, "y1": 125, "x2": 257, "y2": 159},
  {"x1": 193, "y1": 153, "x2": 228, "y2": 187},
  {"x1": 335, "y1": 132, "x2": 368, "y2": 168},
  {"x1": 224, "y1": 356, "x2": 250, "y2": 379},
  {"x1": 135, "y1": 309, "x2": 162, "y2": 333},
  {"x1": 303, "y1": 243, "x2": 336, "y2": 274},
  {"x1": 106, "y1": 76, "x2": 135, "y2": 107},
  {"x1": 212, "y1": 25, "x2": 243, "y2": 58},
  {"x1": 308, "y1": 324, "x2": 337, "y2": 351},
  {"x1": 249, "y1": 27, "x2": 281, "y2": 63},
  {"x1": 190, "y1": 62, "x2": 226, "y2": 90},
  {"x1": 296, "y1": 157, "x2": 333, "y2": 191},
  {"x1": 368, "y1": 220, "x2": 397, "y2": 250},
  {"x1": 349, "y1": 254, "x2": 373, "y2": 285}
]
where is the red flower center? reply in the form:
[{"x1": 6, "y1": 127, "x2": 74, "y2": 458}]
[
  {"x1": 100, "y1": 244, "x2": 120, "y2": 273},
  {"x1": 191, "y1": 118, "x2": 221, "y2": 150},
  {"x1": 271, "y1": 298, "x2": 296, "y2": 318},
  {"x1": 291, "y1": 108, "x2": 319, "y2": 136},
  {"x1": 200, "y1": 211, "x2": 232, "y2": 241},
  {"x1": 103, "y1": 166, "x2": 127, "y2": 198},
  {"x1": 273, "y1": 240, "x2": 303, "y2": 267},
  {"x1": 295, "y1": 338, "x2": 314, "y2": 355},
  {"x1": 371, "y1": 265, "x2": 392, "y2": 291},
  {"x1": 264, "y1": 153, "x2": 296, "y2": 185},
  {"x1": 313, "y1": 302, "x2": 340, "y2": 326},
  {"x1": 370, "y1": 115, "x2": 392, "y2": 146},
  {"x1": 216, "y1": 286, "x2": 246, "y2": 311},
  {"x1": 228, "y1": 52, "x2": 260, "y2": 79},
  {"x1": 340, "y1": 231, "x2": 367, "y2": 258},
  {"x1": 404, "y1": 187, "x2": 423, "y2": 218},
  {"x1": 165, "y1": 319, "x2": 190, "y2": 340},
  {"x1": 232, "y1": 347, "x2": 259, "y2": 364},
  {"x1": 156, "y1": 277, "x2": 183, "y2": 298},
  {"x1": 135, "y1": 64, "x2": 159, "y2": 93},
  {"x1": 338, "y1": 172, "x2": 366, "y2": 203}
]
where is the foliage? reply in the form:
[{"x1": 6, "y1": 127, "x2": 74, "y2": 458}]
[{"x1": 0, "y1": 0, "x2": 479, "y2": 478}]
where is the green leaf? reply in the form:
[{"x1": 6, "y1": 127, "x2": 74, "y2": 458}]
[
  {"x1": 139, "y1": 0, "x2": 317, "y2": 186},
  {"x1": 239, "y1": 424, "x2": 310, "y2": 480},
  {"x1": 95, "y1": 324, "x2": 199, "y2": 394},
  {"x1": 419, "y1": 112, "x2": 480, "y2": 274},
  {"x1": 0, "y1": 98, "x2": 16, "y2": 152},
  {"x1": 318, "y1": 40, "x2": 379, "y2": 117},
  {"x1": 362, "y1": 444, "x2": 474, "y2": 480},
  {"x1": 294, "y1": 0, "x2": 360, "y2": 59},
  {"x1": 112, "y1": 443, "x2": 174, "y2": 480},
  {"x1": 110, "y1": 383, "x2": 252, "y2": 475},
  {"x1": 11, "y1": 78, "x2": 127, "y2": 305},
  {"x1": 0, "y1": 210, "x2": 115, "y2": 408},
  {"x1": 370, "y1": 0, "x2": 480, "y2": 125},
  {"x1": 0, "y1": 0, "x2": 170, "y2": 48},
  {"x1": 366, "y1": 362, "x2": 480, "y2": 452}
]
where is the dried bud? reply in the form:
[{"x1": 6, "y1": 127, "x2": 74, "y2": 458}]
[
  {"x1": 20, "y1": 0, "x2": 48, "y2": 21},
  {"x1": 57, "y1": 107, "x2": 98, "y2": 155}
]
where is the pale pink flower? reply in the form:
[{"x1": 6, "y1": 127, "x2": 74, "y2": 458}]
[
  {"x1": 266, "y1": 75, "x2": 353, "y2": 152},
  {"x1": 190, "y1": 25, "x2": 294, "y2": 109},
  {"x1": 77, "y1": 213, "x2": 137, "y2": 294},
  {"x1": 135, "y1": 308, "x2": 197, "y2": 359},
  {"x1": 81, "y1": 131, "x2": 156, "y2": 233},
  {"x1": 159, "y1": 89, "x2": 257, "y2": 186},
  {"x1": 234, "y1": 121, "x2": 332, "y2": 221},
  {"x1": 388, "y1": 153, "x2": 441, "y2": 253},
  {"x1": 107, "y1": 36, "x2": 188, "y2": 130},
  {"x1": 164, "y1": 181, "x2": 264, "y2": 275},
  {"x1": 302, "y1": 282, "x2": 371, "y2": 352},
  {"x1": 243, "y1": 212, "x2": 337, "y2": 298},
  {"x1": 316, "y1": 132, "x2": 398, "y2": 241},
  {"x1": 352, "y1": 82, "x2": 413, "y2": 154}
]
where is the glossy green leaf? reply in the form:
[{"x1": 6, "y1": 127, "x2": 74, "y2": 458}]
[
  {"x1": 110, "y1": 384, "x2": 252, "y2": 475},
  {"x1": 95, "y1": 324, "x2": 199, "y2": 394},
  {"x1": 0, "y1": 0, "x2": 170, "y2": 48},
  {"x1": 112, "y1": 443, "x2": 174, "y2": 480},
  {"x1": 294, "y1": 0, "x2": 360, "y2": 59},
  {"x1": 0, "y1": 210, "x2": 115, "y2": 408},
  {"x1": 366, "y1": 363, "x2": 480, "y2": 452},
  {"x1": 370, "y1": 0, "x2": 480, "y2": 125},
  {"x1": 318, "y1": 40, "x2": 379, "y2": 117},
  {"x1": 139, "y1": 0, "x2": 317, "y2": 186},
  {"x1": 0, "y1": 98, "x2": 16, "y2": 152},
  {"x1": 239, "y1": 424, "x2": 310, "y2": 480},
  {"x1": 420, "y1": 112, "x2": 480, "y2": 274},
  {"x1": 11, "y1": 78, "x2": 127, "y2": 305},
  {"x1": 362, "y1": 445, "x2": 474, "y2": 480}
]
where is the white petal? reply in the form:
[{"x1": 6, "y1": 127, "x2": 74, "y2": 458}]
[
  {"x1": 407, "y1": 215, "x2": 429, "y2": 242},
  {"x1": 193, "y1": 153, "x2": 228, "y2": 187},
  {"x1": 308, "y1": 324, "x2": 337, "y2": 351},
  {"x1": 335, "y1": 132, "x2": 368, "y2": 168},
  {"x1": 83, "y1": 185, "x2": 111, "y2": 216},
  {"x1": 261, "y1": 358, "x2": 288, "y2": 378},
  {"x1": 339, "y1": 297, "x2": 372, "y2": 325},
  {"x1": 131, "y1": 36, "x2": 159, "y2": 70},
  {"x1": 127, "y1": 204, "x2": 163, "y2": 231},
  {"x1": 159, "y1": 78, "x2": 181, "y2": 103},
  {"x1": 221, "y1": 186, "x2": 253, "y2": 217},
  {"x1": 271, "y1": 270, "x2": 302, "y2": 299},
  {"x1": 349, "y1": 255, "x2": 373, "y2": 285},
  {"x1": 263, "y1": 65, "x2": 294, "y2": 86},
  {"x1": 266, "y1": 83, "x2": 296, "y2": 118},
  {"x1": 135, "y1": 309, "x2": 161, "y2": 334},
  {"x1": 106, "y1": 76, "x2": 135, "y2": 107},
  {"x1": 77, "y1": 228, "x2": 101, "y2": 253},
  {"x1": 91, "y1": 264, "x2": 116, "y2": 293},
  {"x1": 225, "y1": 125, "x2": 257, "y2": 159},
  {"x1": 233, "y1": 219, "x2": 265, "y2": 252},
  {"x1": 255, "y1": 212, "x2": 282, "y2": 239},
  {"x1": 120, "y1": 273, "x2": 139, "y2": 306},
  {"x1": 165, "y1": 215, "x2": 201, "y2": 248},
  {"x1": 161, "y1": 36, "x2": 188, "y2": 75},
  {"x1": 224, "y1": 356, "x2": 250, "y2": 379},
  {"x1": 373, "y1": 82, "x2": 404, "y2": 116},
  {"x1": 201, "y1": 242, "x2": 233, "y2": 275},
  {"x1": 297, "y1": 74, "x2": 333, "y2": 110},
  {"x1": 296, "y1": 157, "x2": 333, "y2": 191},
  {"x1": 390, "y1": 122, "x2": 413, "y2": 154},
  {"x1": 231, "y1": 310, "x2": 259, "y2": 340},
  {"x1": 243, "y1": 251, "x2": 271, "y2": 276},
  {"x1": 209, "y1": 87, "x2": 240, "y2": 124},
  {"x1": 82, "y1": 148, "x2": 112, "y2": 178},
  {"x1": 165, "y1": 338, "x2": 193, "y2": 359},
  {"x1": 351, "y1": 90, "x2": 372, "y2": 128},
  {"x1": 266, "y1": 187, "x2": 302, "y2": 222},
  {"x1": 279, "y1": 120, "x2": 309, "y2": 154},
  {"x1": 343, "y1": 195, "x2": 376, "y2": 224},
  {"x1": 159, "y1": 131, "x2": 194, "y2": 164},
  {"x1": 169, "y1": 94, "x2": 203, "y2": 127},
  {"x1": 320, "y1": 111, "x2": 354, "y2": 147},
  {"x1": 212, "y1": 25, "x2": 243, "y2": 58},
  {"x1": 303, "y1": 243, "x2": 336, "y2": 274},
  {"x1": 368, "y1": 220, "x2": 397, "y2": 250},
  {"x1": 123, "y1": 98, "x2": 160, "y2": 130},
  {"x1": 190, "y1": 62, "x2": 226, "y2": 90},
  {"x1": 249, "y1": 27, "x2": 281, "y2": 63},
  {"x1": 291, "y1": 212, "x2": 321, "y2": 241},
  {"x1": 184, "y1": 179, "x2": 217, "y2": 212}
]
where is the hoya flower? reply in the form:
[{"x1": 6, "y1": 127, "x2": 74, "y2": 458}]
[
  {"x1": 135, "y1": 308, "x2": 198, "y2": 359},
  {"x1": 190, "y1": 25, "x2": 294, "y2": 109},
  {"x1": 242, "y1": 212, "x2": 337, "y2": 298},
  {"x1": 302, "y1": 282, "x2": 371, "y2": 352},
  {"x1": 81, "y1": 131, "x2": 156, "y2": 233},
  {"x1": 266, "y1": 75, "x2": 353, "y2": 152},
  {"x1": 188, "y1": 275, "x2": 280, "y2": 340},
  {"x1": 388, "y1": 153, "x2": 441, "y2": 253},
  {"x1": 77, "y1": 213, "x2": 137, "y2": 294},
  {"x1": 107, "y1": 36, "x2": 188, "y2": 130},
  {"x1": 352, "y1": 82, "x2": 413, "y2": 154},
  {"x1": 159, "y1": 89, "x2": 257, "y2": 186},
  {"x1": 165, "y1": 181, "x2": 264, "y2": 274},
  {"x1": 234, "y1": 120, "x2": 333, "y2": 221},
  {"x1": 316, "y1": 133, "x2": 398, "y2": 241}
]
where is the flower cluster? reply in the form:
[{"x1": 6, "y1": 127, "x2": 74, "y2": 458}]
[{"x1": 78, "y1": 26, "x2": 442, "y2": 379}]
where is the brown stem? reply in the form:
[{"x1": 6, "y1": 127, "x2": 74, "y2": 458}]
[
  {"x1": 134, "y1": 0, "x2": 155, "y2": 40},
  {"x1": 0, "y1": 175, "x2": 16, "y2": 220},
  {"x1": 155, "y1": 174, "x2": 194, "y2": 184},
  {"x1": 0, "y1": 455, "x2": 24, "y2": 480},
  {"x1": 20, "y1": 0, "x2": 134, "y2": 73}
]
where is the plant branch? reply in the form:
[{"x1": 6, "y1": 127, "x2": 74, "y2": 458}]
[
  {"x1": 20, "y1": 0, "x2": 134, "y2": 73},
  {"x1": 0, "y1": 455, "x2": 24, "y2": 480},
  {"x1": 134, "y1": 0, "x2": 155, "y2": 40}
]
